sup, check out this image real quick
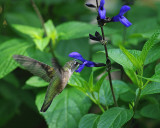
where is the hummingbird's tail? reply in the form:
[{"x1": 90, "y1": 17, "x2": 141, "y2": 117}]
[{"x1": 40, "y1": 101, "x2": 52, "y2": 112}]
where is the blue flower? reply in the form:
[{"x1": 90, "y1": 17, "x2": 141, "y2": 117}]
[
  {"x1": 98, "y1": 0, "x2": 106, "y2": 19},
  {"x1": 112, "y1": 5, "x2": 132, "y2": 27},
  {"x1": 69, "y1": 52, "x2": 97, "y2": 72}
]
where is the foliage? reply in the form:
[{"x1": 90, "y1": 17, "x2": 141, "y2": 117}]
[{"x1": 1, "y1": 0, "x2": 160, "y2": 128}]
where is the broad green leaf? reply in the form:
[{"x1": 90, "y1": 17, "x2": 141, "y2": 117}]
[
  {"x1": 68, "y1": 73, "x2": 88, "y2": 92},
  {"x1": 88, "y1": 72, "x2": 93, "y2": 90},
  {"x1": 120, "y1": 91, "x2": 136, "y2": 102},
  {"x1": 139, "y1": 31, "x2": 160, "y2": 64},
  {"x1": 92, "y1": 52, "x2": 106, "y2": 64},
  {"x1": 34, "y1": 37, "x2": 50, "y2": 51},
  {"x1": 97, "y1": 107, "x2": 133, "y2": 128},
  {"x1": 0, "y1": 39, "x2": 32, "y2": 78},
  {"x1": 56, "y1": 21, "x2": 117, "y2": 40},
  {"x1": 119, "y1": 45, "x2": 141, "y2": 69},
  {"x1": 119, "y1": 83, "x2": 136, "y2": 102},
  {"x1": 12, "y1": 24, "x2": 51, "y2": 51},
  {"x1": 138, "y1": 75, "x2": 160, "y2": 83},
  {"x1": 6, "y1": 12, "x2": 41, "y2": 27},
  {"x1": 94, "y1": 72, "x2": 108, "y2": 92},
  {"x1": 124, "y1": 68, "x2": 139, "y2": 86},
  {"x1": 141, "y1": 82, "x2": 160, "y2": 96},
  {"x1": 112, "y1": 80, "x2": 130, "y2": 94},
  {"x1": 99, "y1": 80, "x2": 129, "y2": 106},
  {"x1": 44, "y1": 20, "x2": 58, "y2": 47},
  {"x1": 99, "y1": 80, "x2": 118, "y2": 106},
  {"x1": 108, "y1": 49, "x2": 134, "y2": 71},
  {"x1": 79, "y1": 114, "x2": 100, "y2": 128},
  {"x1": 25, "y1": 47, "x2": 52, "y2": 66},
  {"x1": 25, "y1": 76, "x2": 48, "y2": 88},
  {"x1": 36, "y1": 87, "x2": 91, "y2": 128},
  {"x1": 145, "y1": 42, "x2": 160, "y2": 65},
  {"x1": 155, "y1": 63, "x2": 160, "y2": 75},
  {"x1": 11, "y1": 24, "x2": 43, "y2": 38},
  {"x1": 140, "y1": 104, "x2": 160, "y2": 119}
]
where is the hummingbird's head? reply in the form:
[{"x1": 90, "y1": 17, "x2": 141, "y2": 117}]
[{"x1": 65, "y1": 60, "x2": 79, "y2": 73}]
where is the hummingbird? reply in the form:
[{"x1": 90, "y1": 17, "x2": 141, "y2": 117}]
[{"x1": 13, "y1": 55, "x2": 79, "y2": 112}]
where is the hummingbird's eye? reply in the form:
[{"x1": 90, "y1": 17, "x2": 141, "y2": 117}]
[{"x1": 74, "y1": 61, "x2": 78, "y2": 65}]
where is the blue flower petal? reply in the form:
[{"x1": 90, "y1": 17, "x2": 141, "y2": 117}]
[
  {"x1": 98, "y1": 9, "x2": 106, "y2": 19},
  {"x1": 112, "y1": 15, "x2": 120, "y2": 22},
  {"x1": 100, "y1": 0, "x2": 105, "y2": 6},
  {"x1": 119, "y1": 5, "x2": 131, "y2": 16},
  {"x1": 98, "y1": 0, "x2": 106, "y2": 19},
  {"x1": 75, "y1": 64, "x2": 85, "y2": 73},
  {"x1": 119, "y1": 16, "x2": 132, "y2": 27},
  {"x1": 85, "y1": 61, "x2": 96, "y2": 67},
  {"x1": 69, "y1": 52, "x2": 85, "y2": 62}
]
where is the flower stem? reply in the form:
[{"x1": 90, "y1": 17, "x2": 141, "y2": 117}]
[
  {"x1": 101, "y1": 26, "x2": 118, "y2": 107},
  {"x1": 30, "y1": 0, "x2": 55, "y2": 57},
  {"x1": 126, "y1": 88, "x2": 141, "y2": 128},
  {"x1": 91, "y1": 92, "x2": 105, "y2": 113},
  {"x1": 96, "y1": 0, "x2": 118, "y2": 107}
]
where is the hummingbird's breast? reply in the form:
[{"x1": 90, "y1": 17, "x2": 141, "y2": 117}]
[{"x1": 61, "y1": 69, "x2": 72, "y2": 89}]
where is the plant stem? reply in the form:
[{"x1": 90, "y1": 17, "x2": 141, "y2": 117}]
[
  {"x1": 126, "y1": 88, "x2": 141, "y2": 128},
  {"x1": 30, "y1": 0, "x2": 46, "y2": 35},
  {"x1": 30, "y1": 0, "x2": 55, "y2": 57},
  {"x1": 91, "y1": 92, "x2": 105, "y2": 113},
  {"x1": 96, "y1": 0, "x2": 118, "y2": 107},
  {"x1": 101, "y1": 26, "x2": 118, "y2": 107},
  {"x1": 134, "y1": 88, "x2": 141, "y2": 111}
]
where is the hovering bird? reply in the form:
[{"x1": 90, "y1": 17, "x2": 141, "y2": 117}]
[{"x1": 13, "y1": 55, "x2": 79, "y2": 112}]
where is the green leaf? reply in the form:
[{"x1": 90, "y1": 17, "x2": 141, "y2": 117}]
[
  {"x1": 12, "y1": 24, "x2": 50, "y2": 51},
  {"x1": 141, "y1": 82, "x2": 160, "y2": 96},
  {"x1": 139, "y1": 31, "x2": 160, "y2": 64},
  {"x1": 119, "y1": 45, "x2": 141, "y2": 69},
  {"x1": 88, "y1": 72, "x2": 93, "y2": 90},
  {"x1": 138, "y1": 75, "x2": 160, "y2": 83},
  {"x1": 97, "y1": 107, "x2": 133, "y2": 128},
  {"x1": 99, "y1": 80, "x2": 118, "y2": 106},
  {"x1": 99, "y1": 80, "x2": 129, "y2": 106},
  {"x1": 108, "y1": 49, "x2": 134, "y2": 71},
  {"x1": 11, "y1": 24, "x2": 43, "y2": 38},
  {"x1": 0, "y1": 39, "x2": 32, "y2": 78},
  {"x1": 79, "y1": 114, "x2": 100, "y2": 128},
  {"x1": 155, "y1": 63, "x2": 160, "y2": 75},
  {"x1": 34, "y1": 37, "x2": 50, "y2": 51},
  {"x1": 36, "y1": 87, "x2": 91, "y2": 128},
  {"x1": 94, "y1": 72, "x2": 108, "y2": 92},
  {"x1": 112, "y1": 80, "x2": 130, "y2": 94},
  {"x1": 25, "y1": 76, "x2": 48, "y2": 88},
  {"x1": 124, "y1": 68, "x2": 139, "y2": 86},
  {"x1": 44, "y1": 20, "x2": 58, "y2": 47},
  {"x1": 6, "y1": 11, "x2": 41, "y2": 27},
  {"x1": 56, "y1": 21, "x2": 116, "y2": 40},
  {"x1": 144, "y1": 42, "x2": 160, "y2": 65},
  {"x1": 68, "y1": 73, "x2": 88, "y2": 92},
  {"x1": 140, "y1": 104, "x2": 160, "y2": 119}
]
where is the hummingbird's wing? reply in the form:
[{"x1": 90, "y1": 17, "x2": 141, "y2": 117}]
[
  {"x1": 40, "y1": 71, "x2": 62, "y2": 112},
  {"x1": 52, "y1": 58, "x2": 61, "y2": 71},
  {"x1": 13, "y1": 55, "x2": 56, "y2": 82}
]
